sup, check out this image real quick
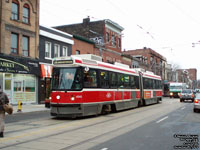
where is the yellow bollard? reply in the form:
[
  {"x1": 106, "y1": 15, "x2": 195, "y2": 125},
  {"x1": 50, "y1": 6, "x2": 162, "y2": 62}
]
[{"x1": 17, "y1": 101, "x2": 22, "y2": 112}]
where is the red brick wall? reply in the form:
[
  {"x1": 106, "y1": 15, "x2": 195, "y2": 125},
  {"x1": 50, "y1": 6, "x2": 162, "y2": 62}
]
[
  {"x1": 104, "y1": 28, "x2": 122, "y2": 54},
  {"x1": 187, "y1": 69, "x2": 197, "y2": 81},
  {"x1": 72, "y1": 38, "x2": 95, "y2": 55}
]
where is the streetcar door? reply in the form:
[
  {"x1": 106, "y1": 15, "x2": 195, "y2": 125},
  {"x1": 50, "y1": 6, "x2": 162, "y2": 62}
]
[{"x1": 139, "y1": 72, "x2": 144, "y2": 100}]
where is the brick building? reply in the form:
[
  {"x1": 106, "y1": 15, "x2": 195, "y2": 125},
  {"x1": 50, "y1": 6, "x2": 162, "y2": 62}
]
[
  {"x1": 176, "y1": 68, "x2": 197, "y2": 88},
  {"x1": 54, "y1": 17, "x2": 124, "y2": 64},
  {"x1": 0, "y1": 0, "x2": 40, "y2": 104},
  {"x1": 123, "y1": 47, "x2": 167, "y2": 79},
  {"x1": 72, "y1": 35, "x2": 96, "y2": 55}
]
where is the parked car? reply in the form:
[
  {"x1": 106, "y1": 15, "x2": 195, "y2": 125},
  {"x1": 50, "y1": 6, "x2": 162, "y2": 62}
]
[
  {"x1": 194, "y1": 93, "x2": 200, "y2": 113},
  {"x1": 179, "y1": 89, "x2": 195, "y2": 102},
  {"x1": 194, "y1": 89, "x2": 200, "y2": 94}
]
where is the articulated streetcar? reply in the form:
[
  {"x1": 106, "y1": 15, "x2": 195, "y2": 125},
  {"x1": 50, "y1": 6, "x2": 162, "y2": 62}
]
[{"x1": 50, "y1": 54, "x2": 162, "y2": 117}]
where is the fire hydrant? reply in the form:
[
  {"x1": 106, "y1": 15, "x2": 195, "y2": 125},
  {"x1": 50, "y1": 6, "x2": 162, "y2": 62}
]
[{"x1": 17, "y1": 101, "x2": 23, "y2": 112}]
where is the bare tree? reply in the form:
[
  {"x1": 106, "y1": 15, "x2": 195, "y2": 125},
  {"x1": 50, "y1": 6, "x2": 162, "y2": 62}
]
[
  {"x1": 170, "y1": 62, "x2": 180, "y2": 72},
  {"x1": 169, "y1": 62, "x2": 180, "y2": 82}
]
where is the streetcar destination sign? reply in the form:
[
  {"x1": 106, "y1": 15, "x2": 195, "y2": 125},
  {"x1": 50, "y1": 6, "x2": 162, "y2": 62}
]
[{"x1": 53, "y1": 60, "x2": 73, "y2": 65}]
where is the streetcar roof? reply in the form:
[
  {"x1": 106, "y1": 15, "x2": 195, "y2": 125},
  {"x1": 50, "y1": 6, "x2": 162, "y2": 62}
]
[{"x1": 53, "y1": 55, "x2": 162, "y2": 80}]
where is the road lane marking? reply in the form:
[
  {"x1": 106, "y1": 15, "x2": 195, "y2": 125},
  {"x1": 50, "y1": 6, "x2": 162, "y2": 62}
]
[
  {"x1": 101, "y1": 148, "x2": 108, "y2": 150},
  {"x1": 156, "y1": 116, "x2": 168, "y2": 123},
  {"x1": 181, "y1": 107, "x2": 186, "y2": 110}
]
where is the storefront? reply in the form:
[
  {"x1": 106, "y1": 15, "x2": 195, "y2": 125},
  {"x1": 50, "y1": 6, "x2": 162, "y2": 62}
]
[
  {"x1": 39, "y1": 64, "x2": 52, "y2": 104},
  {"x1": 0, "y1": 54, "x2": 40, "y2": 104}
]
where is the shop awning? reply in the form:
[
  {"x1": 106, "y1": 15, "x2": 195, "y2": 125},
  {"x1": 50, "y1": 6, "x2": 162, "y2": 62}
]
[{"x1": 40, "y1": 64, "x2": 53, "y2": 78}]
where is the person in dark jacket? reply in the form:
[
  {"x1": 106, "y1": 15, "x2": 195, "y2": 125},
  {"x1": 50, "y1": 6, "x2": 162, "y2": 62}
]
[{"x1": 0, "y1": 85, "x2": 9, "y2": 138}]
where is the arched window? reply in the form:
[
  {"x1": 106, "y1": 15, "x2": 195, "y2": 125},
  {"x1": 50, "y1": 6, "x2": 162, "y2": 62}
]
[
  {"x1": 23, "y1": 4, "x2": 30, "y2": 24},
  {"x1": 11, "y1": 0, "x2": 19, "y2": 20}
]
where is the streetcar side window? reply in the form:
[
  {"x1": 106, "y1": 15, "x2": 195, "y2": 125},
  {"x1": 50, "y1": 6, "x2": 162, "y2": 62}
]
[
  {"x1": 100, "y1": 70, "x2": 109, "y2": 88},
  {"x1": 152, "y1": 80, "x2": 156, "y2": 89},
  {"x1": 149, "y1": 79, "x2": 153, "y2": 89},
  {"x1": 130, "y1": 75, "x2": 136, "y2": 89},
  {"x1": 83, "y1": 69, "x2": 97, "y2": 88},
  {"x1": 155, "y1": 80, "x2": 161, "y2": 89},
  {"x1": 109, "y1": 72, "x2": 118, "y2": 88},
  {"x1": 124, "y1": 74, "x2": 130, "y2": 88},
  {"x1": 135, "y1": 76, "x2": 139, "y2": 89},
  {"x1": 143, "y1": 78, "x2": 148, "y2": 89},
  {"x1": 118, "y1": 73, "x2": 124, "y2": 88},
  {"x1": 72, "y1": 68, "x2": 83, "y2": 90}
]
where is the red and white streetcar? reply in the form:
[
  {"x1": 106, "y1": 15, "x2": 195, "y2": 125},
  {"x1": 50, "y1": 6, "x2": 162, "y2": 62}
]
[{"x1": 50, "y1": 54, "x2": 162, "y2": 117}]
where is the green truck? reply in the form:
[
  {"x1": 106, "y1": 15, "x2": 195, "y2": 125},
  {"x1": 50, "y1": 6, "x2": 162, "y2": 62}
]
[{"x1": 169, "y1": 82, "x2": 187, "y2": 98}]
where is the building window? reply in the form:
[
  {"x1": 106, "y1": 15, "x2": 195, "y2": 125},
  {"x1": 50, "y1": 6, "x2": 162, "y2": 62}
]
[
  {"x1": 112, "y1": 35, "x2": 116, "y2": 46},
  {"x1": 118, "y1": 38, "x2": 121, "y2": 48},
  {"x1": 11, "y1": 33, "x2": 18, "y2": 54},
  {"x1": 150, "y1": 56, "x2": 153, "y2": 64},
  {"x1": 23, "y1": 4, "x2": 30, "y2": 24},
  {"x1": 76, "y1": 50, "x2": 80, "y2": 55},
  {"x1": 54, "y1": 44, "x2": 60, "y2": 58},
  {"x1": 106, "y1": 32, "x2": 109, "y2": 43},
  {"x1": 62, "y1": 46, "x2": 68, "y2": 57},
  {"x1": 22, "y1": 36, "x2": 29, "y2": 56},
  {"x1": 160, "y1": 60, "x2": 162, "y2": 67},
  {"x1": 45, "y1": 42, "x2": 51, "y2": 58},
  {"x1": 11, "y1": 0, "x2": 19, "y2": 20}
]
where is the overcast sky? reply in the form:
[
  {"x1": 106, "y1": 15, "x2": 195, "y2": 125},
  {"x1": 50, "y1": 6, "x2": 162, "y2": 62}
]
[{"x1": 40, "y1": 0, "x2": 200, "y2": 79}]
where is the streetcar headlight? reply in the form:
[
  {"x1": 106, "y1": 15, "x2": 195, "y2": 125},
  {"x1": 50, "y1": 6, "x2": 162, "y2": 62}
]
[
  {"x1": 170, "y1": 92, "x2": 173, "y2": 96},
  {"x1": 56, "y1": 95, "x2": 60, "y2": 100},
  {"x1": 71, "y1": 96, "x2": 75, "y2": 101}
]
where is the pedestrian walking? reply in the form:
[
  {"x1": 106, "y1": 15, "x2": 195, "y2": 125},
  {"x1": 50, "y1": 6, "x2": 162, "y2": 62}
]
[{"x1": 0, "y1": 85, "x2": 9, "y2": 138}]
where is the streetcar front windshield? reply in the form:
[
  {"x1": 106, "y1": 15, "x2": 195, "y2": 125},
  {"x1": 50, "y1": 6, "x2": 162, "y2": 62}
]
[{"x1": 51, "y1": 67, "x2": 82, "y2": 91}]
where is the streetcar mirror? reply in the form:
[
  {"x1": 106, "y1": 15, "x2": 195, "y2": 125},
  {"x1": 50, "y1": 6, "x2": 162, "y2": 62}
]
[{"x1": 84, "y1": 67, "x2": 89, "y2": 72}]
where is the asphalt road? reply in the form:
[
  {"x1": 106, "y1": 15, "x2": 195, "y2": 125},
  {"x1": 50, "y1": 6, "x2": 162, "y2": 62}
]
[
  {"x1": 1, "y1": 97, "x2": 200, "y2": 150},
  {"x1": 89, "y1": 100, "x2": 200, "y2": 150}
]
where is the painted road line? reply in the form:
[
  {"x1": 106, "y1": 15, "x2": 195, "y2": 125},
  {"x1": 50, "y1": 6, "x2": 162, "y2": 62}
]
[
  {"x1": 156, "y1": 116, "x2": 168, "y2": 123},
  {"x1": 181, "y1": 107, "x2": 186, "y2": 110},
  {"x1": 101, "y1": 148, "x2": 108, "y2": 150}
]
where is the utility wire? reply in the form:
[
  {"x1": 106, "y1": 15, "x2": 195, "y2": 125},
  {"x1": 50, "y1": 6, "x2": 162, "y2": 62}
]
[
  {"x1": 40, "y1": 0, "x2": 102, "y2": 23},
  {"x1": 167, "y1": 0, "x2": 200, "y2": 25},
  {"x1": 106, "y1": 0, "x2": 155, "y2": 40}
]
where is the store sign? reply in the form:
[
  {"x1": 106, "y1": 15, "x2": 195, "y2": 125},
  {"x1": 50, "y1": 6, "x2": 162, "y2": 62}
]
[
  {"x1": 41, "y1": 64, "x2": 53, "y2": 78},
  {"x1": 0, "y1": 54, "x2": 40, "y2": 76}
]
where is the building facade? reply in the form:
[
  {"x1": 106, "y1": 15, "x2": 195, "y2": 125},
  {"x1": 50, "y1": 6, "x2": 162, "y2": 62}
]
[
  {"x1": 176, "y1": 68, "x2": 197, "y2": 88},
  {"x1": 0, "y1": 0, "x2": 40, "y2": 104},
  {"x1": 54, "y1": 17, "x2": 124, "y2": 64},
  {"x1": 72, "y1": 35, "x2": 96, "y2": 55},
  {"x1": 123, "y1": 48, "x2": 167, "y2": 79},
  {"x1": 39, "y1": 25, "x2": 74, "y2": 103}
]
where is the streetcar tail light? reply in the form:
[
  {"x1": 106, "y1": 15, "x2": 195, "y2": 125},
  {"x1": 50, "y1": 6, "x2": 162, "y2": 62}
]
[{"x1": 194, "y1": 99, "x2": 199, "y2": 103}]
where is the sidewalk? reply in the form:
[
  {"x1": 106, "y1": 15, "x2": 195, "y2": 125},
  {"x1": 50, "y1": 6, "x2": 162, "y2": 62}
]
[{"x1": 10, "y1": 104, "x2": 49, "y2": 114}]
